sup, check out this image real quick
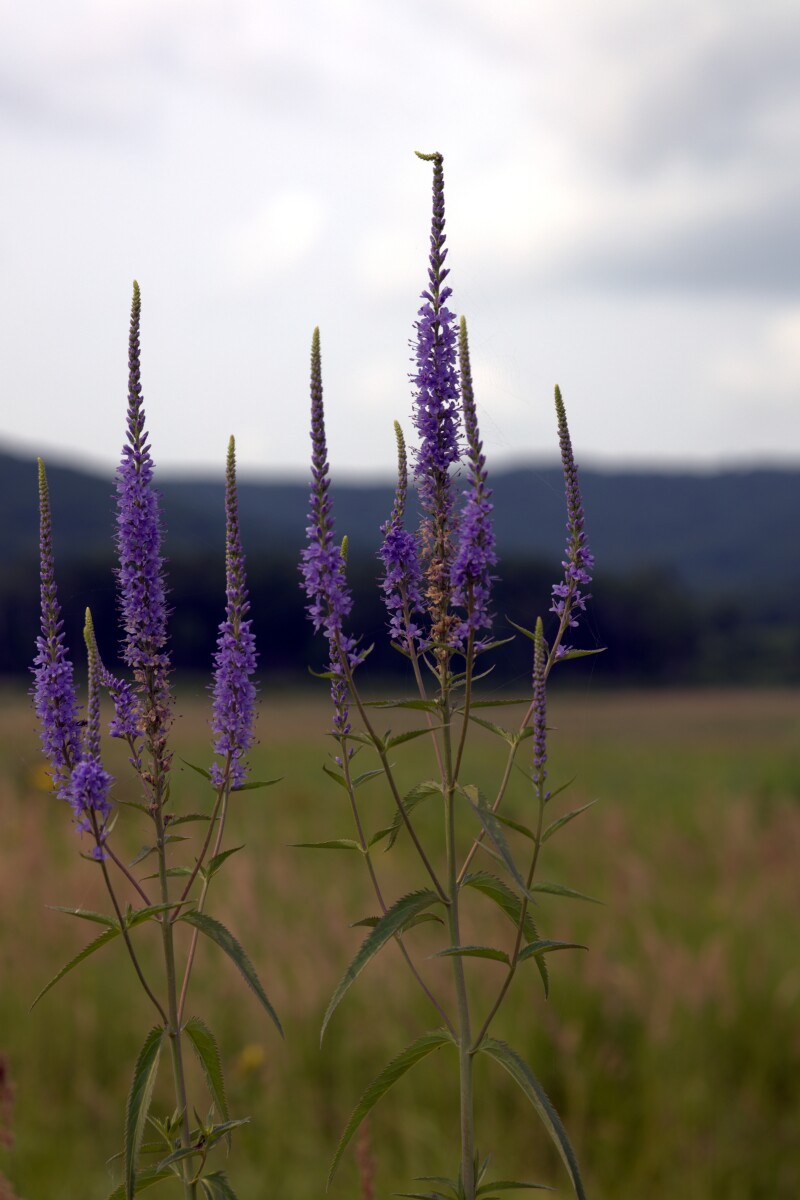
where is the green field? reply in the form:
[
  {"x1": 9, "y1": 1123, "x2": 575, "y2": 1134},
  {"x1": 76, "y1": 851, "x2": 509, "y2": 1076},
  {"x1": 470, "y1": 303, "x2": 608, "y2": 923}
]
[{"x1": 1, "y1": 684, "x2": 799, "y2": 1199}]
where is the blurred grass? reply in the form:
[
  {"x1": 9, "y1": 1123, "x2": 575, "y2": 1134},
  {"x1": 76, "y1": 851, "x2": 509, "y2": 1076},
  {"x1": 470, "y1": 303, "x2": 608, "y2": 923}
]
[{"x1": 1, "y1": 682, "x2": 799, "y2": 1199}]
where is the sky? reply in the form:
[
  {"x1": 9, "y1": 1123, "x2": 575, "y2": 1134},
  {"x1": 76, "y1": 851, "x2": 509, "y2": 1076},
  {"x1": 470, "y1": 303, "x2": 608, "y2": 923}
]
[{"x1": 1, "y1": 0, "x2": 799, "y2": 479}]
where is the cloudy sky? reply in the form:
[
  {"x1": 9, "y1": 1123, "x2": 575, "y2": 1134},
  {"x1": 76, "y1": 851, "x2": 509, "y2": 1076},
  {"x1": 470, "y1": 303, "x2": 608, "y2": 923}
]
[{"x1": 2, "y1": 0, "x2": 799, "y2": 479}]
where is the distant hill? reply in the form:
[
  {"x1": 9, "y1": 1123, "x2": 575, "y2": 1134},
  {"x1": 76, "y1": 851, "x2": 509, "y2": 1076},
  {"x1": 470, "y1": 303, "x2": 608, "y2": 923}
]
[{"x1": 3, "y1": 445, "x2": 799, "y2": 596}]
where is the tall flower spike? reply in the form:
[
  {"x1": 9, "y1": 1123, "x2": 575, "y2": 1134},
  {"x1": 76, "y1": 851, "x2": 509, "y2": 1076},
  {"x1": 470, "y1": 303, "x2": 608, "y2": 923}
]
[
  {"x1": 412, "y1": 151, "x2": 462, "y2": 647},
  {"x1": 532, "y1": 617, "x2": 547, "y2": 795},
  {"x1": 550, "y1": 386, "x2": 594, "y2": 658},
  {"x1": 451, "y1": 316, "x2": 497, "y2": 638},
  {"x1": 69, "y1": 609, "x2": 113, "y2": 857},
  {"x1": 115, "y1": 282, "x2": 172, "y2": 763},
  {"x1": 210, "y1": 436, "x2": 258, "y2": 789},
  {"x1": 299, "y1": 328, "x2": 358, "y2": 738},
  {"x1": 31, "y1": 459, "x2": 82, "y2": 800},
  {"x1": 378, "y1": 421, "x2": 425, "y2": 650}
]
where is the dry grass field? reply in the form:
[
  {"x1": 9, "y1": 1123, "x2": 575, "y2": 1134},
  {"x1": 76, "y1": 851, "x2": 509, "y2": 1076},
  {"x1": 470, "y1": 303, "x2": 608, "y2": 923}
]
[{"x1": 1, "y1": 683, "x2": 799, "y2": 1198}]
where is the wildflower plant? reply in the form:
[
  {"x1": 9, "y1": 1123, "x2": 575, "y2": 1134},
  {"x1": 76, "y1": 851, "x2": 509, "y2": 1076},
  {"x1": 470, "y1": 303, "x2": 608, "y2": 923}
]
[
  {"x1": 31, "y1": 283, "x2": 281, "y2": 1200},
  {"x1": 300, "y1": 153, "x2": 600, "y2": 1200}
]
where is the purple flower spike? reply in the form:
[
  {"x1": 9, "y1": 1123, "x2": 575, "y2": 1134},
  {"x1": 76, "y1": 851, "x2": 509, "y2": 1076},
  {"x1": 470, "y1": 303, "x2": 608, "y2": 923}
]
[
  {"x1": 210, "y1": 436, "x2": 258, "y2": 790},
  {"x1": 70, "y1": 609, "x2": 113, "y2": 853},
  {"x1": 550, "y1": 386, "x2": 594, "y2": 658},
  {"x1": 378, "y1": 421, "x2": 425, "y2": 650},
  {"x1": 31, "y1": 459, "x2": 82, "y2": 801},
  {"x1": 115, "y1": 282, "x2": 172, "y2": 762},
  {"x1": 299, "y1": 328, "x2": 358, "y2": 736},
  {"x1": 412, "y1": 151, "x2": 462, "y2": 648},
  {"x1": 451, "y1": 316, "x2": 497, "y2": 638},
  {"x1": 532, "y1": 617, "x2": 547, "y2": 794}
]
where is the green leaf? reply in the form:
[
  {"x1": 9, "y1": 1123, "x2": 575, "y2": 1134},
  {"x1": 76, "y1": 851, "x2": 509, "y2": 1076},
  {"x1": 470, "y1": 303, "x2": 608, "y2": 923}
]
[
  {"x1": 321, "y1": 889, "x2": 443, "y2": 1044},
  {"x1": 557, "y1": 647, "x2": 605, "y2": 662},
  {"x1": 478, "y1": 1039, "x2": 586, "y2": 1200},
  {"x1": 180, "y1": 758, "x2": 212, "y2": 780},
  {"x1": 199, "y1": 1171, "x2": 239, "y2": 1199},
  {"x1": 364, "y1": 698, "x2": 439, "y2": 713},
  {"x1": 129, "y1": 844, "x2": 157, "y2": 868},
  {"x1": 460, "y1": 786, "x2": 532, "y2": 898},
  {"x1": 350, "y1": 912, "x2": 443, "y2": 932},
  {"x1": 47, "y1": 905, "x2": 118, "y2": 928},
  {"x1": 435, "y1": 945, "x2": 510, "y2": 965},
  {"x1": 384, "y1": 728, "x2": 433, "y2": 749},
  {"x1": 462, "y1": 872, "x2": 548, "y2": 995},
  {"x1": 31, "y1": 926, "x2": 121, "y2": 1009},
  {"x1": 154, "y1": 1145, "x2": 202, "y2": 1171},
  {"x1": 168, "y1": 813, "x2": 212, "y2": 827},
  {"x1": 467, "y1": 714, "x2": 516, "y2": 744},
  {"x1": 204, "y1": 1117, "x2": 250, "y2": 1147},
  {"x1": 493, "y1": 814, "x2": 537, "y2": 842},
  {"x1": 232, "y1": 777, "x2": 281, "y2": 792},
  {"x1": 124, "y1": 1027, "x2": 166, "y2": 1200},
  {"x1": 328, "y1": 1029, "x2": 454, "y2": 1187},
  {"x1": 322, "y1": 763, "x2": 347, "y2": 789},
  {"x1": 530, "y1": 882, "x2": 600, "y2": 904},
  {"x1": 505, "y1": 617, "x2": 537, "y2": 643},
  {"x1": 179, "y1": 912, "x2": 283, "y2": 1038},
  {"x1": 377, "y1": 780, "x2": 442, "y2": 852},
  {"x1": 127, "y1": 901, "x2": 195, "y2": 928},
  {"x1": 183, "y1": 1017, "x2": 230, "y2": 1144},
  {"x1": 518, "y1": 940, "x2": 587, "y2": 965},
  {"x1": 105, "y1": 1169, "x2": 175, "y2": 1199},
  {"x1": 350, "y1": 768, "x2": 386, "y2": 789},
  {"x1": 204, "y1": 845, "x2": 245, "y2": 879},
  {"x1": 541, "y1": 801, "x2": 597, "y2": 842},
  {"x1": 476, "y1": 1183, "x2": 554, "y2": 1195},
  {"x1": 292, "y1": 839, "x2": 363, "y2": 851},
  {"x1": 467, "y1": 697, "x2": 531, "y2": 709}
]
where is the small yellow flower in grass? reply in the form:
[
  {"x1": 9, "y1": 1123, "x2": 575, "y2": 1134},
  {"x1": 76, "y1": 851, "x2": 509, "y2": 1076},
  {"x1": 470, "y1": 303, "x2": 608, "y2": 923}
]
[{"x1": 235, "y1": 1043, "x2": 266, "y2": 1077}]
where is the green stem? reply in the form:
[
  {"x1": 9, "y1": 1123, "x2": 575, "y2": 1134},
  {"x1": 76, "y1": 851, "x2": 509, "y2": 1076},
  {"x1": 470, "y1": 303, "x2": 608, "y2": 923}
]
[
  {"x1": 89, "y1": 812, "x2": 167, "y2": 1025},
  {"x1": 144, "y1": 670, "x2": 195, "y2": 1200},
  {"x1": 442, "y1": 690, "x2": 476, "y2": 1200},
  {"x1": 338, "y1": 647, "x2": 448, "y2": 904},
  {"x1": 177, "y1": 777, "x2": 230, "y2": 1026},
  {"x1": 471, "y1": 767, "x2": 548, "y2": 1051},
  {"x1": 340, "y1": 732, "x2": 455, "y2": 1037}
]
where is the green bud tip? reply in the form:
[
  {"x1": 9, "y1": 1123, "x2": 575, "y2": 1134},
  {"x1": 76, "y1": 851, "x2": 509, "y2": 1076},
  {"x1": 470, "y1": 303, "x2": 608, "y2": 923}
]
[
  {"x1": 341, "y1": 534, "x2": 349, "y2": 565},
  {"x1": 83, "y1": 607, "x2": 97, "y2": 653},
  {"x1": 414, "y1": 150, "x2": 442, "y2": 162}
]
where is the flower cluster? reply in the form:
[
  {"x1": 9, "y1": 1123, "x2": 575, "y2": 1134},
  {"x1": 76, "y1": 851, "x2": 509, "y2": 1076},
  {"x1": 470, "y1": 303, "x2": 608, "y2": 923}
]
[
  {"x1": 411, "y1": 152, "x2": 461, "y2": 514},
  {"x1": 210, "y1": 436, "x2": 258, "y2": 789},
  {"x1": 70, "y1": 610, "x2": 113, "y2": 858},
  {"x1": 550, "y1": 386, "x2": 594, "y2": 657},
  {"x1": 115, "y1": 282, "x2": 172, "y2": 740},
  {"x1": 531, "y1": 617, "x2": 547, "y2": 794},
  {"x1": 299, "y1": 328, "x2": 360, "y2": 738},
  {"x1": 450, "y1": 317, "x2": 497, "y2": 638},
  {"x1": 378, "y1": 421, "x2": 425, "y2": 649},
  {"x1": 31, "y1": 460, "x2": 82, "y2": 801}
]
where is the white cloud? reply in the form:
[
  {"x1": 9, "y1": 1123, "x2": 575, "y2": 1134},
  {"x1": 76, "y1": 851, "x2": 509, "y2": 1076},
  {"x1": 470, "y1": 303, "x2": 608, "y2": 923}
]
[{"x1": 222, "y1": 191, "x2": 326, "y2": 285}]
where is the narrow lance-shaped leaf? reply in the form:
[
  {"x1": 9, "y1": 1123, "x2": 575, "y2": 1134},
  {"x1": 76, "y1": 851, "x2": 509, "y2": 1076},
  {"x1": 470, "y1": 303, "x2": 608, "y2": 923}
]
[
  {"x1": 460, "y1": 785, "x2": 532, "y2": 898},
  {"x1": 179, "y1": 911, "x2": 283, "y2": 1038},
  {"x1": 542, "y1": 800, "x2": 598, "y2": 842},
  {"x1": 183, "y1": 1017, "x2": 230, "y2": 1140},
  {"x1": 462, "y1": 873, "x2": 548, "y2": 995},
  {"x1": 31, "y1": 926, "x2": 121, "y2": 1009},
  {"x1": 124, "y1": 1026, "x2": 166, "y2": 1200},
  {"x1": 321, "y1": 889, "x2": 443, "y2": 1044},
  {"x1": 199, "y1": 1171, "x2": 240, "y2": 1199},
  {"x1": 435, "y1": 945, "x2": 510, "y2": 965},
  {"x1": 104, "y1": 1169, "x2": 174, "y2": 1200},
  {"x1": 478, "y1": 1038, "x2": 587, "y2": 1200},
  {"x1": 328, "y1": 1030, "x2": 454, "y2": 1187}
]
